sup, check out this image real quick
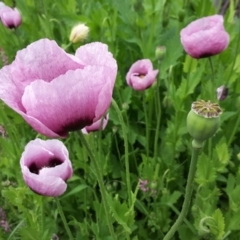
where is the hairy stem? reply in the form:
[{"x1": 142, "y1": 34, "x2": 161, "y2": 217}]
[{"x1": 163, "y1": 143, "x2": 201, "y2": 240}]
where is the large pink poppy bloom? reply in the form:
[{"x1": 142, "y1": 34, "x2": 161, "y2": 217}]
[
  {"x1": 180, "y1": 15, "x2": 229, "y2": 58},
  {"x1": 0, "y1": 39, "x2": 117, "y2": 137},
  {"x1": 0, "y1": 3, "x2": 21, "y2": 28},
  {"x1": 126, "y1": 59, "x2": 159, "y2": 91},
  {"x1": 20, "y1": 138, "x2": 72, "y2": 197},
  {"x1": 81, "y1": 114, "x2": 109, "y2": 134}
]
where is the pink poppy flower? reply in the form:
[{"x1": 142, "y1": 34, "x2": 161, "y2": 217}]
[
  {"x1": 180, "y1": 15, "x2": 229, "y2": 58},
  {"x1": 20, "y1": 138, "x2": 72, "y2": 197},
  {"x1": 0, "y1": 39, "x2": 117, "y2": 137},
  {"x1": 126, "y1": 59, "x2": 159, "y2": 91},
  {"x1": 0, "y1": 4, "x2": 21, "y2": 28},
  {"x1": 81, "y1": 114, "x2": 109, "y2": 134}
]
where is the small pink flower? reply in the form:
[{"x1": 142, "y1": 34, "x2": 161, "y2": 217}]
[
  {"x1": 180, "y1": 15, "x2": 229, "y2": 58},
  {"x1": 0, "y1": 39, "x2": 117, "y2": 137},
  {"x1": 139, "y1": 178, "x2": 149, "y2": 192},
  {"x1": 216, "y1": 85, "x2": 228, "y2": 100},
  {"x1": 0, "y1": 4, "x2": 21, "y2": 28},
  {"x1": 81, "y1": 114, "x2": 109, "y2": 134},
  {"x1": 126, "y1": 59, "x2": 159, "y2": 91},
  {"x1": 20, "y1": 139, "x2": 73, "y2": 197}
]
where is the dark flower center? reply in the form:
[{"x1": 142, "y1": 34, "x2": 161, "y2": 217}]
[
  {"x1": 29, "y1": 158, "x2": 63, "y2": 175},
  {"x1": 133, "y1": 73, "x2": 146, "y2": 79}
]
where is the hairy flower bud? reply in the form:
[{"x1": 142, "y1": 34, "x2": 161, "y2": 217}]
[
  {"x1": 187, "y1": 100, "x2": 222, "y2": 148},
  {"x1": 155, "y1": 46, "x2": 166, "y2": 61},
  {"x1": 69, "y1": 23, "x2": 89, "y2": 43}
]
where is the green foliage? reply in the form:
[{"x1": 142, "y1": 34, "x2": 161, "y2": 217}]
[{"x1": 0, "y1": 0, "x2": 240, "y2": 239}]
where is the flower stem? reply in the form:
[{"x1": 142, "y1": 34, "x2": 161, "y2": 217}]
[
  {"x1": 111, "y1": 98, "x2": 131, "y2": 207},
  {"x1": 143, "y1": 93, "x2": 150, "y2": 158},
  {"x1": 227, "y1": 109, "x2": 240, "y2": 146},
  {"x1": 163, "y1": 143, "x2": 202, "y2": 240},
  {"x1": 78, "y1": 132, "x2": 117, "y2": 240},
  {"x1": 154, "y1": 72, "x2": 161, "y2": 161},
  {"x1": 55, "y1": 198, "x2": 74, "y2": 240}
]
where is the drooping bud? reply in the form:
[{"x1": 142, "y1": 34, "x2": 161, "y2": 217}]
[
  {"x1": 187, "y1": 100, "x2": 222, "y2": 148},
  {"x1": 69, "y1": 23, "x2": 89, "y2": 43}
]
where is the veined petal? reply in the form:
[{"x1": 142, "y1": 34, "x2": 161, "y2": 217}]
[{"x1": 21, "y1": 66, "x2": 113, "y2": 135}]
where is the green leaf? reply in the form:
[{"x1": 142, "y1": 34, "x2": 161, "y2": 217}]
[
  {"x1": 210, "y1": 209, "x2": 225, "y2": 240},
  {"x1": 106, "y1": 193, "x2": 135, "y2": 233},
  {"x1": 60, "y1": 184, "x2": 89, "y2": 199},
  {"x1": 196, "y1": 153, "x2": 216, "y2": 184},
  {"x1": 214, "y1": 138, "x2": 230, "y2": 172}
]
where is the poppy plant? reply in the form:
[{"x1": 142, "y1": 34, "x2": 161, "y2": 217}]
[
  {"x1": 180, "y1": 15, "x2": 229, "y2": 58},
  {"x1": 0, "y1": 39, "x2": 117, "y2": 137},
  {"x1": 20, "y1": 139, "x2": 72, "y2": 197},
  {"x1": 126, "y1": 59, "x2": 159, "y2": 91}
]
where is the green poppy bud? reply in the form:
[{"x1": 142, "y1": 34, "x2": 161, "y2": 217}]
[
  {"x1": 187, "y1": 100, "x2": 222, "y2": 148},
  {"x1": 155, "y1": 46, "x2": 166, "y2": 61}
]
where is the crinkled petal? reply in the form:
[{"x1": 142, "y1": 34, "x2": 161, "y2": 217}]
[
  {"x1": 21, "y1": 167, "x2": 67, "y2": 197},
  {"x1": 21, "y1": 66, "x2": 113, "y2": 135},
  {"x1": 129, "y1": 70, "x2": 159, "y2": 91},
  {"x1": 20, "y1": 139, "x2": 72, "y2": 197},
  {"x1": 126, "y1": 59, "x2": 153, "y2": 84},
  {"x1": 0, "y1": 39, "x2": 83, "y2": 98},
  {"x1": 75, "y1": 42, "x2": 117, "y2": 81},
  {"x1": 1, "y1": 8, "x2": 21, "y2": 28},
  {"x1": 180, "y1": 15, "x2": 229, "y2": 58},
  {"x1": 82, "y1": 114, "x2": 109, "y2": 134}
]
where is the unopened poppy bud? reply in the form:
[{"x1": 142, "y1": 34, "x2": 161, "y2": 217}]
[
  {"x1": 69, "y1": 23, "x2": 89, "y2": 43},
  {"x1": 155, "y1": 46, "x2": 166, "y2": 61},
  {"x1": 216, "y1": 85, "x2": 228, "y2": 101},
  {"x1": 187, "y1": 100, "x2": 222, "y2": 148}
]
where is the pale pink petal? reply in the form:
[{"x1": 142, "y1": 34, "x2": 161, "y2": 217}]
[
  {"x1": 126, "y1": 59, "x2": 153, "y2": 83},
  {"x1": 126, "y1": 59, "x2": 159, "y2": 91},
  {"x1": 21, "y1": 66, "x2": 112, "y2": 135},
  {"x1": 75, "y1": 42, "x2": 117, "y2": 70},
  {"x1": 21, "y1": 168, "x2": 67, "y2": 197},
  {"x1": 129, "y1": 70, "x2": 159, "y2": 91},
  {"x1": 82, "y1": 114, "x2": 109, "y2": 134},
  {"x1": 180, "y1": 15, "x2": 229, "y2": 58},
  {"x1": 20, "y1": 139, "x2": 72, "y2": 197},
  {"x1": 1, "y1": 8, "x2": 21, "y2": 28},
  {"x1": 9, "y1": 39, "x2": 83, "y2": 93}
]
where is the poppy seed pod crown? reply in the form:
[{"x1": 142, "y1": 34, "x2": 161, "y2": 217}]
[{"x1": 187, "y1": 100, "x2": 222, "y2": 148}]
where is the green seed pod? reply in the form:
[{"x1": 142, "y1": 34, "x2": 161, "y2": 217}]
[{"x1": 187, "y1": 100, "x2": 222, "y2": 147}]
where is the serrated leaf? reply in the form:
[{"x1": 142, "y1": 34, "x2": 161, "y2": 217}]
[
  {"x1": 211, "y1": 209, "x2": 225, "y2": 240},
  {"x1": 214, "y1": 138, "x2": 230, "y2": 172},
  {"x1": 122, "y1": 87, "x2": 132, "y2": 104},
  {"x1": 176, "y1": 62, "x2": 204, "y2": 99},
  {"x1": 196, "y1": 153, "x2": 216, "y2": 184},
  {"x1": 106, "y1": 193, "x2": 134, "y2": 233}
]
